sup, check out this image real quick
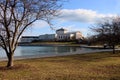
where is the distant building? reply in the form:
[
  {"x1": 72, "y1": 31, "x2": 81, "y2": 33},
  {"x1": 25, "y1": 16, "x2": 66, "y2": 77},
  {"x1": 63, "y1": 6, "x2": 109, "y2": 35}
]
[
  {"x1": 20, "y1": 36, "x2": 39, "y2": 43},
  {"x1": 39, "y1": 34, "x2": 57, "y2": 41},
  {"x1": 20, "y1": 28, "x2": 84, "y2": 42},
  {"x1": 56, "y1": 28, "x2": 83, "y2": 41}
]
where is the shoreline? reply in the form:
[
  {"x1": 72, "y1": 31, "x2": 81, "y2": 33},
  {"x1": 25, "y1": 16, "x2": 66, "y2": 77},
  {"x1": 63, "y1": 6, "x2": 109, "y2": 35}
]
[
  {"x1": 18, "y1": 43, "x2": 81, "y2": 47},
  {"x1": 18, "y1": 43, "x2": 113, "y2": 49},
  {"x1": 1, "y1": 44, "x2": 119, "y2": 61},
  {"x1": 0, "y1": 48, "x2": 114, "y2": 61}
]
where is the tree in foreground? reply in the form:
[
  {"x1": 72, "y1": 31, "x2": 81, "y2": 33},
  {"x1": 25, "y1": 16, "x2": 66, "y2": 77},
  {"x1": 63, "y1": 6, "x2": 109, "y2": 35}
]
[
  {"x1": 91, "y1": 17, "x2": 120, "y2": 54},
  {"x1": 0, "y1": 0, "x2": 62, "y2": 67}
]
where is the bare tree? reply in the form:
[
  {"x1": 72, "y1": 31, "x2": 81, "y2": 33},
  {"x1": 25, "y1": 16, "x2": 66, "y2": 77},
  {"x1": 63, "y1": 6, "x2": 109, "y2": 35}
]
[
  {"x1": 91, "y1": 17, "x2": 120, "y2": 54},
  {"x1": 0, "y1": 0, "x2": 63, "y2": 67}
]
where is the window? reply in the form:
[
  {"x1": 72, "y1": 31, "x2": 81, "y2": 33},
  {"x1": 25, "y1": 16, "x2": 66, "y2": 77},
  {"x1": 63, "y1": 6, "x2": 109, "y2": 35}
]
[{"x1": 59, "y1": 36, "x2": 61, "y2": 39}]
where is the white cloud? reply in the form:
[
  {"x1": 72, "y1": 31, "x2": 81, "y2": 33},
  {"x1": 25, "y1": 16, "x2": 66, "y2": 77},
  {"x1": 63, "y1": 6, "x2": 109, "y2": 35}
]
[
  {"x1": 58, "y1": 9, "x2": 117, "y2": 23},
  {"x1": 22, "y1": 9, "x2": 118, "y2": 36},
  {"x1": 28, "y1": 9, "x2": 117, "y2": 30},
  {"x1": 22, "y1": 20, "x2": 50, "y2": 36},
  {"x1": 32, "y1": 20, "x2": 49, "y2": 29}
]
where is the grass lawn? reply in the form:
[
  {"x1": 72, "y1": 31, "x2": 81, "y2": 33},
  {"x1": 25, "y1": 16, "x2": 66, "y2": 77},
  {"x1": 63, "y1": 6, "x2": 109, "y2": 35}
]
[{"x1": 0, "y1": 52, "x2": 120, "y2": 80}]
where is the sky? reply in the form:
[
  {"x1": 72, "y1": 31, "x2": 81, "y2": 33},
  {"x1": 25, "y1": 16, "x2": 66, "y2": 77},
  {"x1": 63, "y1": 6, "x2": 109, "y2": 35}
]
[{"x1": 23, "y1": 0, "x2": 120, "y2": 37}]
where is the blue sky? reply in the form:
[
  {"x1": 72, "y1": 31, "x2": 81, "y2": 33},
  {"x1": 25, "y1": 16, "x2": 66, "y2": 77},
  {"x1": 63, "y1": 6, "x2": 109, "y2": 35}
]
[{"x1": 23, "y1": 0, "x2": 120, "y2": 37}]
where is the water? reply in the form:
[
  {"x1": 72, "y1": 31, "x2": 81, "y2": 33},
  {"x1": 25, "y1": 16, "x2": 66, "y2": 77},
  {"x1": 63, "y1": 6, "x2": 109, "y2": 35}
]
[{"x1": 0, "y1": 46, "x2": 100, "y2": 59}]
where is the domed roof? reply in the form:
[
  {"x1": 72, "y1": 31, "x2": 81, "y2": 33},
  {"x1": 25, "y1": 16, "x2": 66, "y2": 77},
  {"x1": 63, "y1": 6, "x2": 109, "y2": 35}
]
[{"x1": 56, "y1": 28, "x2": 67, "y2": 31}]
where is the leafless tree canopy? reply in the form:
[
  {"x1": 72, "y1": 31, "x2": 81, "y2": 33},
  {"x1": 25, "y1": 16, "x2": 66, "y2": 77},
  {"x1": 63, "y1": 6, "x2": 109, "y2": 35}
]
[
  {"x1": 0, "y1": 0, "x2": 62, "y2": 67},
  {"x1": 91, "y1": 17, "x2": 120, "y2": 53}
]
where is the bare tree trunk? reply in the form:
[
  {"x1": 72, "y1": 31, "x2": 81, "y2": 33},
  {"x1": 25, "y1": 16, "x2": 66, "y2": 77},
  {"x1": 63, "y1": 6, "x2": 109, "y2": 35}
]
[
  {"x1": 6, "y1": 53, "x2": 14, "y2": 67},
  {"x1": 112, "y1": 45, "x2": 115, "y2": 54}
]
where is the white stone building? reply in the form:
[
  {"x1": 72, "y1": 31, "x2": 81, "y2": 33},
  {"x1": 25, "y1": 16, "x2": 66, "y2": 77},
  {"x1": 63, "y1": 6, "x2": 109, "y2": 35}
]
[
  {"x1": 56, "y1": 28, "x2": 83, "y2": 41},
  {"x1": 20, "y1": 28, "x2": 84, "y2": 42}
]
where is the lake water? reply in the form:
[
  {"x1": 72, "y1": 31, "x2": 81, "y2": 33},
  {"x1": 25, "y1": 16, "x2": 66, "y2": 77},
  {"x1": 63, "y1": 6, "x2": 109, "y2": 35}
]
[{"x1": 0, "y1": 46, "x2": 104, "y2": 59}]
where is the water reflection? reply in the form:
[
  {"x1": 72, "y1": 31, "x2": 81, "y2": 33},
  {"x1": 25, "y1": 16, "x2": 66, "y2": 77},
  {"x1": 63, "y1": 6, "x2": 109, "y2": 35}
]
[
  {"x1": 20, "y1": 46, "x2": 78, "y2": 56},
  {"x1": 0, "y1": 46, "x2": 99, "y2": 58},
  {"x1": 0, "y1": 46, "x2": 88, "y2": 58}
]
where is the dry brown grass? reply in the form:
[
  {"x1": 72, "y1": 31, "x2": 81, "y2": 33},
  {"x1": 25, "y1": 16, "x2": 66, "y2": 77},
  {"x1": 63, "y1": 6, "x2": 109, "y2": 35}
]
[{"x1": 0, "y1": 51, "x2": 120, "y2": 80}]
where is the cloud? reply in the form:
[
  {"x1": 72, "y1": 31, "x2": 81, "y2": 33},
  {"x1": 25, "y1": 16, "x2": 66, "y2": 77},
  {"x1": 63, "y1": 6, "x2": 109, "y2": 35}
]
[
  {"x1": 27, "y1": 9, "x2": 117, "y2": 30},
  {"x1": 22, "y1": 9, "x2": 118, "y2": 36},
  {"x1": 58, "y1": 9, "x2": 117, "y2": 23},
  {"x1": 22, "y1": 20, "x2": 50, "y2": 36},
  {"x1": 32, "y1": 20, "x2": 49, "y2": 29}
]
